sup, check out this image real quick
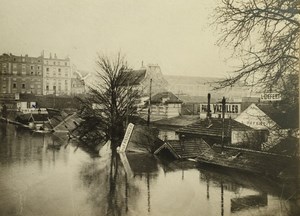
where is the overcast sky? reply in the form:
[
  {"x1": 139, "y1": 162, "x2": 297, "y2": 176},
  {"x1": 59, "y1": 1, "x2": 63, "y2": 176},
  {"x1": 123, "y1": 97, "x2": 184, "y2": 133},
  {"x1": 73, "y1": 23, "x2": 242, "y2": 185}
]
[{"x1": 0, "y1": 0, "x2": 232, "y2": 77}]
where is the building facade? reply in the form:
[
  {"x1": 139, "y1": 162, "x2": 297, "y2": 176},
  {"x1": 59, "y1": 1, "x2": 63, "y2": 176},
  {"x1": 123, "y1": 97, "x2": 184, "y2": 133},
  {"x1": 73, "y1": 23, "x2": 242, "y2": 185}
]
[
  {"x1": 234, "y1": 103, "x2": 298, "y2": 150},
  {"x1": 0, "y1": 53, "x2": 43, "y2": 95},
  {"x1": 139, "y1": 91, "x2": 183, "y2": 121},
  {"x1": 43, "y1": 54, "x2": 72, "y2": 95}
]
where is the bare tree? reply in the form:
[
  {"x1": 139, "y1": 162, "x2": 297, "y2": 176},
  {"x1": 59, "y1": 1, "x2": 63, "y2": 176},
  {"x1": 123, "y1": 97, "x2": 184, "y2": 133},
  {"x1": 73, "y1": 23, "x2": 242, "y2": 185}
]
[
  {"x1": 213, "y1": 0, "x2": 299, "y2": 106},
  {"x1": 76, "y1": 53, "x2": 142, "y2": 151}
]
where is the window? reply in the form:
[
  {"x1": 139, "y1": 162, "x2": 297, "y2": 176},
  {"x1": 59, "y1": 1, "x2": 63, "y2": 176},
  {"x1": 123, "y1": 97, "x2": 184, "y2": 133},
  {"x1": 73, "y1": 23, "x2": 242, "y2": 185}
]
[
  {"x1": 65, "y1": 62, "x2": 67, "y2": 66},
  {"x1": 54, "y1": 62, "x2": 56, "y2": 65},
  {"x1": 46, "y1": 85, "x2": 49, "y2": 91},
  {"x1": 58, "y1": 68, "x2": 61, "y2": 72},
  {"x1": 37, "y1": 66, "x2": 40, "y2": 70},
  {"x1": 46, "y1": 68, "x2": 49, "y2": 72},
  {"x1": 22, "y1": 64, "x2": 26, "y2": 75},
  {"x1": 13, "y1": 83, "x2": 17, "y2": 88},
  {"x1": 31, "y1": 66, "x2": 34, "y2": 70},
  {"x1": 31, "y1": 72, "x2": 34, "y2": 75},
  {"x1": 53, "y1": 86, "x2": 56, "y2": 90},
  {"x1": 22, "y1": 84, "x2": 25, "y2": 89}
]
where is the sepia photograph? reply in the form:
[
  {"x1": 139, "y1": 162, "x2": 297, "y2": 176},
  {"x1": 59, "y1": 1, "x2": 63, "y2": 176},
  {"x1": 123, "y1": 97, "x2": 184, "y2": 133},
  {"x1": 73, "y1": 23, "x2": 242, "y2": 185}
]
[{"x1": 0, "y1": 0, "x2": 299, "y2": 215}]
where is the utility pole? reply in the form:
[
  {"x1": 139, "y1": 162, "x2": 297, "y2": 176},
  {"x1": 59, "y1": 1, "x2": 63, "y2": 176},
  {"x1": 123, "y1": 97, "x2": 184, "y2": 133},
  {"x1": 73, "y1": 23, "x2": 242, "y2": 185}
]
[
  {"x1": 207, "y1": 93, "x2": 211, "y2": 118},
  {"x1": 147, "y1": 79, "x2": 152, "y2": 127},
  {"x1": 221, "y1": 97, "x2": 226, "y2": 150},
  {"x1": 125, "y1": 80, "x2": 129, "y2": 128}
]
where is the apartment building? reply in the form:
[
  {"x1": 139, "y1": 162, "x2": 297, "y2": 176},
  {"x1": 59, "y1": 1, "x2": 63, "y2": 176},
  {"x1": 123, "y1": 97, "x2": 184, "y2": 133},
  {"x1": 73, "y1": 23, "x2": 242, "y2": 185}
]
[
  {"x1": 43, "y1": 53, "x2": 72, "y2": 95},
  {"x1": 0, "y1": 53, "x2": 43, "y2": 95}
]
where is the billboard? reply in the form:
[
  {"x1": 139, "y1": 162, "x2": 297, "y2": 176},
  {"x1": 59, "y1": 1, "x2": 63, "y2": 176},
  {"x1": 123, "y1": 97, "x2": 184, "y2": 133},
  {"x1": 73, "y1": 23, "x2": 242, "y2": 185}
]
[
  {"x1": 200, "y1": 103, "x2": 241, "y2": 114},
  {"x1": 260, "y1": 93, "x2": 281, "y2": 101}
]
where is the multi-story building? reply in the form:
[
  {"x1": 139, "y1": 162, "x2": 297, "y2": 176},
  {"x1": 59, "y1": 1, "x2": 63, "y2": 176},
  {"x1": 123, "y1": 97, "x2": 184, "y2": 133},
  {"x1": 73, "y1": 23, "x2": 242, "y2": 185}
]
[
  {"x1": 0, "y1": 53, "x2": 43, "y2": 95},
  {"x1": 43, "y1": 54, "x2": 72, "y2": 95}
]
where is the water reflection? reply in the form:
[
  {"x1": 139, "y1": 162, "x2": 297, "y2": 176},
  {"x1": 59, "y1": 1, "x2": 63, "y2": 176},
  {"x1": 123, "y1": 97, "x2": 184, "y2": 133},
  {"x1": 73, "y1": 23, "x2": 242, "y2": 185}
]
[{"x1": 0, "y1": 122, "x2": 299, "y2": 216}]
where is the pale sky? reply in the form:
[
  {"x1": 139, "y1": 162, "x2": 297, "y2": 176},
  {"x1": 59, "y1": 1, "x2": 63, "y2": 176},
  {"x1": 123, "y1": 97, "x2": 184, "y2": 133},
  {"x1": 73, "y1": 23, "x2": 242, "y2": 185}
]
[{"x1": 0, "y1": 0, "x2": 232, "y2": 77}]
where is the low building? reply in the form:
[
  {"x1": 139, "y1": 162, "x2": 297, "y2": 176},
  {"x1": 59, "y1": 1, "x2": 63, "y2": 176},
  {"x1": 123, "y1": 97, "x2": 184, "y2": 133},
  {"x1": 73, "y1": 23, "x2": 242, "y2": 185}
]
[
  {"x1": 177, "y1": 118, "x2": 259, "y2": 149},
  {"x1": 140, "y1": 92, "x2": 183, "y2": 121},
  {"x1": 234, "y1": 103, "x2": 299, "y2": 150}
]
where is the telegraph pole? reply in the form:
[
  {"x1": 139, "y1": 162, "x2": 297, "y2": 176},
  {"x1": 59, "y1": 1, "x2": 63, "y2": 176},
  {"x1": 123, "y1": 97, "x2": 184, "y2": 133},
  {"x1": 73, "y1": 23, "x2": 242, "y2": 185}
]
[
  {"x1": 221, "y1": 97, "x2": 226, "y2": 150},
  {"x1": 147, "y1": 79, "x2": 152, "y2": 127}
]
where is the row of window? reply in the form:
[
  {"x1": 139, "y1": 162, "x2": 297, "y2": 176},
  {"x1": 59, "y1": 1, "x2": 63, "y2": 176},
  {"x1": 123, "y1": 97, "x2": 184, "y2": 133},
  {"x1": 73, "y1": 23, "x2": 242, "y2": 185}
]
[
  {"x1": 10, "y1": 83, "x2": 42, "y2": 89},
  {"x1": 2, "y1": 78, "x2": 41, "y2": 82},
  {"x1": 45, "y1": 85, "x2": 68, "y2": 91},
  {"x1": 44, "y1": 61, "x2": 68, "y2": 66},
  {"x1": 11, "y1": 57, "x2": 42, "y2": 63},
  {"x1": 7, "y1": 64, "x2": 42, "y2": 69}
]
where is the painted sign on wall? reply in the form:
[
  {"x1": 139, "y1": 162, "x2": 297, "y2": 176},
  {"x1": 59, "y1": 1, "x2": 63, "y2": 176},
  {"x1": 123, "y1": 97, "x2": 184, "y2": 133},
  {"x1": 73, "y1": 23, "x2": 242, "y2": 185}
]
[{"x1": 200, "y1": 103, "x2": 241, "y2": 114}]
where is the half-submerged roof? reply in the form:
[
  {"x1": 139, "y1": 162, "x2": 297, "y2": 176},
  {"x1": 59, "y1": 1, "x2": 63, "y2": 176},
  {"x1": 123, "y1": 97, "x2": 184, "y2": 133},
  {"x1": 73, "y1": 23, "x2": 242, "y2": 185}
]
[
  {"x1": 30, "y1": 114, "x2": 49, "y2": 122},
  {"x1": 177, "y1": 118, "x2": 252, "y2": 137},
  {"x1": 154, "y1": 138, "x2": 210, "y2": 159}
]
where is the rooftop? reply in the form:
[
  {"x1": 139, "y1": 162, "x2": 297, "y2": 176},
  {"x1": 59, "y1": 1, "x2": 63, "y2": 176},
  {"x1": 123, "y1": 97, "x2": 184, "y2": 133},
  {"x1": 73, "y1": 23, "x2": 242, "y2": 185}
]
[
  {"x1": 150, "y1": 91, "x2": 182, "y2": 104},
  {"x1": 154, "y1": 138, "x2": 211, "y2": 159},
  {"x1": 177, "y1": 118, "x2": 252, "y2": 137},
  {"x1": 256, "y1": 103, "x2": 299, "y2": 129},
  {"x1": 121, "y1": 69, "x2": 147, "y2": 86},
  {"x1": 153, "y1": 115, "x2": 199, "y2": 127}
]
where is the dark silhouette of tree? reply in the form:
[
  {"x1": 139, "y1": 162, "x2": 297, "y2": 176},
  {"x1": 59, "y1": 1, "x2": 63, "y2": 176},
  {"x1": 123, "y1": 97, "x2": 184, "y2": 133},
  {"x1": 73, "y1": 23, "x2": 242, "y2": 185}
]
[
  {"x1": 213, "y1": 0, "x2": 299, "y2": 108},
  {"x1": 76, "y1": 53, "x2": 142, "y2": 151}
]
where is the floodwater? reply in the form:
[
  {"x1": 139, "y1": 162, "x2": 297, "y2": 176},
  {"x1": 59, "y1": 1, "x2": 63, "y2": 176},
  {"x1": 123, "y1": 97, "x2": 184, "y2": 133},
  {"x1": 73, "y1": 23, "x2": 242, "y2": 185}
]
[{"x1": 0, "y1": 122, "x2": 299, "y2": 216}]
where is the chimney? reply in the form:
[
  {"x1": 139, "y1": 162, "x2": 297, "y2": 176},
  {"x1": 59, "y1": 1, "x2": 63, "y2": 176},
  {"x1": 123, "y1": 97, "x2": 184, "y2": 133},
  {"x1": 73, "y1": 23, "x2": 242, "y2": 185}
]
[
  {"x1": 50, "y1": 53, "x2": 52, "y2": 59},
  {"x1": 54, "y1": 53, "x2": 57, "y2": 59}
]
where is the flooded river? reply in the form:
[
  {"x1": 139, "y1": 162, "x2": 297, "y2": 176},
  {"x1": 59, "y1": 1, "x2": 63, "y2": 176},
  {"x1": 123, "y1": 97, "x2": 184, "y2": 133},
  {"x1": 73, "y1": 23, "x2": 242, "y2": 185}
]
[{"x1": 0, "y1": 122, "x2": 299, "y2": 216}]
